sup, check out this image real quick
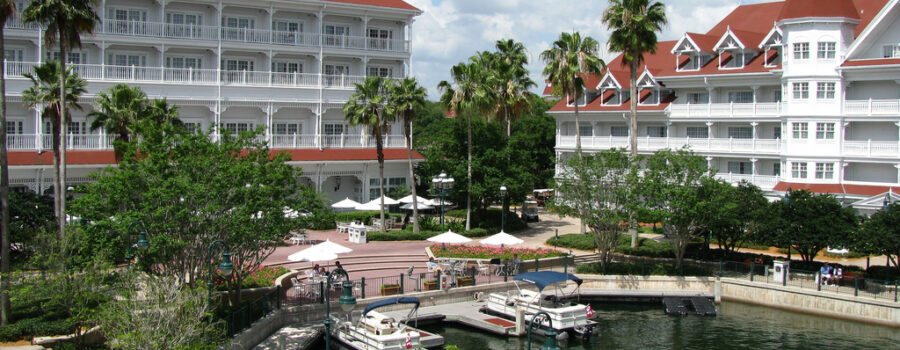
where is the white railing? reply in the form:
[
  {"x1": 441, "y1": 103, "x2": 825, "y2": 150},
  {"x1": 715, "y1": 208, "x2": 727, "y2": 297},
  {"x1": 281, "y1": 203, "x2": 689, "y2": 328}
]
[
  {"x1": 842, "y1": 140, "x2": 900, "y2": 157},
  {"x1": 843, "y1": 99, "x2": 900, "y2": 116},
  {"x1": 667, "y1": 102, "x2": 782, "y2": 118},
  {"x1": 4, "y1": 61, "x2": 373, "y2": 89},
  {"x1": 270, "y1": 134, "x2": 317, "y2": 148},
  {"x1": 6, "y1": 19, "x2": 410, "y2": 53},
  {"x1": 11, "y1": 133, "x2": 407, "y2": 151},
  {"x1": 714, "y1": 173, "x2": 780, "y2": 190},
  {"x1": 556, "y1": 135, "x2": 784, "y2": 154}
]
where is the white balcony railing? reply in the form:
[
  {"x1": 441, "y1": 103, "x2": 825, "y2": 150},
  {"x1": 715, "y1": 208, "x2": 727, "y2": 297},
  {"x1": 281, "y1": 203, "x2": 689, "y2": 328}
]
[
  {"x1": 842, "y1": 140, "x2": 900, "y2": 157},
  {"x1": 4, "y1": 61, "x2": 377, "y2": 89},
  {"x1": 714, "y1": 173, "x2": 780, "y2": 190},
  {"x1": 556, "y1": 135, "x2": 784, "y2": 154},
  {"x1": 7, "y1": 19, "x2": 410, "y2": 53},
  {"x1": 843, "y1": 99, "x2": 900, "y2": 116},
  {"x1": 8, "y1": 133, "x2": 407, "y2": 151},
  {"x1": 667, "y1": 102, "x2": 782, "y2": 118}
]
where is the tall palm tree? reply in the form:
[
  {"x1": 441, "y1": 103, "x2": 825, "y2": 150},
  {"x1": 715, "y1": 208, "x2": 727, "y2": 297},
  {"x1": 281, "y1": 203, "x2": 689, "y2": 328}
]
[
  {"x1": 541, "y1": 32, "x2": 605, "y2": 158},
  {"x1": 88, "y1": 84, "x2": 149, "y2": 160},
  {"x1": 603, "y1": 0, "x2": 667, "y2": 158},
  {"x1": 0, "y1": 0, "x2": 17, "y2": 327},
  {"x1": 22, "y1": 62, "x2": 87, "y2": 242},
  {"x1": 439, "y1": 61, "x2": 493, "y2": 232},
  {"x1": 146, "y1": 98, "x2": 181, "y2": 126},
  {"x1": 23, "y1": 0, "x2": 99, "y2": 240},
  {"x1": 388, "y1": 77, "x2": 427, "y2": 232},
  {"x1": 493, "y1": 39, "x2": 536, "y2": 138},
  {"x1": 344, "y1": 76, "x2": 392, "y2": 227}
]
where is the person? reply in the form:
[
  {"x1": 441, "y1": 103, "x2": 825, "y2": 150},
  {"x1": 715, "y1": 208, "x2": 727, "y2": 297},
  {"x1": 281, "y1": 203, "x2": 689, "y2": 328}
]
[
  {"x1": 754, "y1": 254, "x2": 764, "y2": 265},
  {"x1": 334, "y1": 261, "x2": 343, "y2": 271},
  {"x1": 308, "y1": 264, "x2": 321, "y2": 278},
  {"x1": 427, "y1": 257, "x2": 443, "y2": 275},
  {"x1": 820, "y1": 263, "x2": 834, "y2": 286},
  {"x1": 318, "y1": 267, "x2": 327, "y2": 276},
  {"x1": 510, "y1": 253, "x2": 522, "y2": 275}
]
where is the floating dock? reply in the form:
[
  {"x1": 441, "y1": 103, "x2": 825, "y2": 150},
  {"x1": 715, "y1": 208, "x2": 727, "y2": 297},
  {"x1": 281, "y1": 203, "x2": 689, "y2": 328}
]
[{"x1": 382, "y1": 300, "x2": 524, "y2": 337}]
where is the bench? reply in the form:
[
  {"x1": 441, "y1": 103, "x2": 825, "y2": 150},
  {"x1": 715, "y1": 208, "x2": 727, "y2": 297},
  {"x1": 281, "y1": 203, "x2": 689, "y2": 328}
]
[{"x1": 838, "y1": 271, "x2": 864, "y2": 285}]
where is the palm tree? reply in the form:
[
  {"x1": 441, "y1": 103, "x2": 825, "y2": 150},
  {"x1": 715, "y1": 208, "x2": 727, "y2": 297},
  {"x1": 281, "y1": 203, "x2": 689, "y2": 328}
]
[
  {"x1": 0, "y1": 0, "x2": 17, "y2": 327},
  {"x1": 493, "y1": 39, "x2": 536, "y2": 138},
  {"x1": 21, "y1": 62, "x2": 87, "y2": 242},
  {"x1": 23, "y1": 0, "x2": 99, "y2": 239},
  {"x1": 540, "y1": 32, "x2": 605, "y2": 158},
  {"x1": 388, "y1": 77, "x2": 427, "y2": 232},
  {"x1": 146, "y1": 98, "x2": 181, "y2": 126},
  {"x1": 88, "y1": 84, "x2": 149, "y2": 160},
  {"x1": 603, "y1": 0, "x2": 667, "y2": 158},
  {"x1": 344, "y1": 76, "x2": 392, "y2": 227},
  {"x1": 439, "y1": 60, "x2": 493, "y2": 232}
]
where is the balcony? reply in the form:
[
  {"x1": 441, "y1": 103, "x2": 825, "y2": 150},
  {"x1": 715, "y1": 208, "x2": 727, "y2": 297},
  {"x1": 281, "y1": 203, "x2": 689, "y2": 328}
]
[
  {"x1": 667, "y1": 102, "x2": 782, "y2": 119},
  {"x1": 843, "y1": 99, "x2": 900, "y2": 116},
  {"x1": 842, "y1": 140, "x2": 900, "y2": 157},
  {"x1": 6, "y1": 134, "x2": 408, "y2": 152},
  {"x1": 6, "y1": 19, "x2": 411, "y2": 54},
  {"x1": 556, "y1": 135, "x2": 784, "y2": 154},
  {"x1": 4, "y1": 61, "x2": 370, "y2": 89},
  {"x1": 714, "y1": 173, "x2": 780, "y2": 190}
]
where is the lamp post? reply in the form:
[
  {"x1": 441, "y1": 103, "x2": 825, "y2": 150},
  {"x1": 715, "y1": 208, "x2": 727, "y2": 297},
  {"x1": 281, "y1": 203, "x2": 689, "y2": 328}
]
[
  {"x1": 527, "y1": 311, "x2": 560, "y2": 350},
  {"x1": 500, "y1": 184, "x2": 508, "y2": 234},
  {"x1": 206, "y1": 240, "x2": 234, "y2": 309},
  {"x1": 431, "y1": 171, "x2": 454, "y2": 232},
  {"x1": 783, "y1": 188, "x2": 793, "y2": 261},
  {"x1": 323, "y1": 267, "x2": 356, "y2": 350},
  {"x1": 125, "y1": 221, "x2": 150, "y2": 268},
  {"x1": 883, "y1": 191, "x2": 892, "y2": 210}
]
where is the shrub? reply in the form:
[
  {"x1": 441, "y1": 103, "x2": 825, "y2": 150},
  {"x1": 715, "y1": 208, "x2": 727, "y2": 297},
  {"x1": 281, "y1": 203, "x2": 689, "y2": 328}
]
[
  {"x1": 546, "y1": 234, "x2": 595, "y2": 251},
  {"x1": 576, "y1": 262, "x2": 712, "y2": 276},
  {"x1": 445, "y1": 208, "x2": 527, "y2": 232},
  {"x1": 367, "y1": 228, "x2": 490, "y2": 241},
  {"x1": 866, "y1": 265, "x2": 900, "y2": 281},
  {"x1": 430, "y1": 244, "x2": 565, "y2": 260}
]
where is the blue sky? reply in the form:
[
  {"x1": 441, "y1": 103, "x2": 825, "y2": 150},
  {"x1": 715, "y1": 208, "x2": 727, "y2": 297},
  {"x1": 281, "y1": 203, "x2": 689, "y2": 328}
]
[{"x1": 405, "y1": 0, "x2": 770, "y2": 99}]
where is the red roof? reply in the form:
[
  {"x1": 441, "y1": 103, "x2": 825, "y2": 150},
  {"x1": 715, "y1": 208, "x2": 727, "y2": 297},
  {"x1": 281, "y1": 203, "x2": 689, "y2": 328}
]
[
  {"x1": 8, "y1": 148, "x2": 422, "y2": 166},
  {"x1": 773, "y1": 182, "x2": 900, "y2": 197},
  {"x1": 778, "y1": 0, "x2": 860, "y2": 21},
  {"x1": 728, "y1": 29, "x2": 767, "y2": 50},
  {"x1": 841, "y1": 58, "x2": 900, "y2": 67},
  {"x1": 708, "y1": 1, "x2": 786, "y2": 35},
  {"x1": 325, "y1": 0, "x2": 420, "y2": 11},
  {"x1": 686, "y1": 33, "x2": 720, "y2": 52}
]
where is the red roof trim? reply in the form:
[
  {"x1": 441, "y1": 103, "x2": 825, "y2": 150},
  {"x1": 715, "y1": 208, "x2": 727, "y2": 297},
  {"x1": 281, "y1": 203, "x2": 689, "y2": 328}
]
[
  {"x1": 841, "y1": 58, "x2": 900, "y2": 67},
  {"x1": 325, "y1": 0, "x2": 420, "y2": 11},
  {"x1": 773, "y1": 182, "x2": 900, "y2": 197}
]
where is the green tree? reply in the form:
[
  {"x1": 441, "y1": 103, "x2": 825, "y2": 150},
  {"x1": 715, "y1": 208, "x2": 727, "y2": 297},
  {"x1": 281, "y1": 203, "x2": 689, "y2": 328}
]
[
  {"x1": 0, "y1": 0, "x2": 17, "y2": 327},
  {"x1": 763, "y1": 190, "x2": 858, "y2": 262},
  {"x1": 855, "y1": 202, "x2": 900, "y2": 271},
  {"x1": 23, "y1": 0, "x2": 99, "y2": 245},
  {"x1": 603, "y1": 0, "x2": 667, "y2": 158},
  {"x1": 145, "y1": 97, "x2": 181, "y2": 126},
  {"x1": 88, "y1": 84, "x2": 149, "y2": 160},
  {"x1": 388, "y1": 77, "x2": 427, "y2": 232},
  {"x1": 552, "y1": 148, "x2": 637, "y2": 269},
  {"x1": 698, "y1": 180, "x2": 768, "y2": 254},
  {"x1": 492, "y1": 39, "x2": 536, "y2": 138},
  {"x1": 344, "y1": 76, "x2": 392, "y2": 227},
  {"x1": 21, "y1": 62, "x2": 87, "y2": 243},
  {"x1": 540, "y1": 31, "x2": 605, "y2": 157}
]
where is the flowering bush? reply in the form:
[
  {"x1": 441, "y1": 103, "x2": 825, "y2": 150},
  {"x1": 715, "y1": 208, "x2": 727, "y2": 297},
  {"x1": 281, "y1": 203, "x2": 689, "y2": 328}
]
[
  {"x1": 430, "y1": 244, "x2": 565, "y2": 260},
  {"x1": 214, "y1": 265, "x2": 289, "y2": 291}
]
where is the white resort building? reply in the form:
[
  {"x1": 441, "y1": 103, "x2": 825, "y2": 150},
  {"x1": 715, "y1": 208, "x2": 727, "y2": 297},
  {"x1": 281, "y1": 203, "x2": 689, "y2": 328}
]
[
  {"x1": 2, "y1": 0, "x2": 422, "y2": 203},
  {"x1": 547, "y1": 0, "x2": 900, "y2": 207}
]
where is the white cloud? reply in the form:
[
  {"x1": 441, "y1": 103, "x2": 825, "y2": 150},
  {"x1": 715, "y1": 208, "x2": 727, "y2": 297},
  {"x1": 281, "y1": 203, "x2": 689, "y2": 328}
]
[{"x1": 405, "y1": 0, "x2": 766, "y2": 100}]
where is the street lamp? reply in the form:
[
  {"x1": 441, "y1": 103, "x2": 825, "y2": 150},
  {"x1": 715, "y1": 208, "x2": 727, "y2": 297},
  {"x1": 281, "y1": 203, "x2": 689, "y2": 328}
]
[
  {"x1": 323, "y1": 267, "x2": 356, "y2": 350},
  {"x1": 206, "y1": 240, "x2": 234, "y2": 309},
  {"x1": 125, "y1": 221, "x2": 150, "y2": 268},
  {"x1": 431, "y1": 171, "x2": 454, "y2": 232},
  {"x1": 500, "y1": 184, "x2": 508, "y2": 234},
  {"x1": 527, "y1": 311, "x2": 560, "y2": 350}
]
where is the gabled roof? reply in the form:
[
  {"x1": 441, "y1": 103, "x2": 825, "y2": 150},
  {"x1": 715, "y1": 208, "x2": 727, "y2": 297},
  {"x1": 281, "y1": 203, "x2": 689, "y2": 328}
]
[
  {"x1": 672, "y1": 33, "x2": 719, "y2": 53},
  {"x1": 717, "y1": 29, "x2": 766, "y2": 51},
  {"x1": 326, "y1": 0, "x2": 421, "y2": 12},
  {"x1": 759, "y1": 26, "x2": 784, "y2": 49},
  {"x1": 778, "y1": 0, "x2": 861, "y2": 21},
  {"x1": 597, "y1": 71, "x2": 623, "y2": 89},
  {"x1": 636, "y1": 69, "x2": 659, "y2": 88},
  {"x1": 851, "y1": 191, "x2": 900, "y2": 210},
  {"x1": 844, "y1": 0, "x2": 899, "y2": 60}
]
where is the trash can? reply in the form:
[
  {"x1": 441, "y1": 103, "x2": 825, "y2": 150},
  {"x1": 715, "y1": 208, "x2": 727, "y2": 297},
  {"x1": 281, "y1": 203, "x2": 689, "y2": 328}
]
[
  {"x1": 773, "y1": 260, "x2": 790, "y2": 283},
  {"x1": 439, "y1": 274, "x2": 451, "y2": 290}
]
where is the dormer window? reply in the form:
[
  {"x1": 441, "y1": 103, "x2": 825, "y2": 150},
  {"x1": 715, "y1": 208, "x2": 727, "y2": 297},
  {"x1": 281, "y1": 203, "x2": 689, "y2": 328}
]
[
  {"x1": 678, "y1": 52, "x2": 703, "y2": 71},
  {"x1": 566, "y1": 91, "x2": 597, "y2": 107},
  {"x1": 636, "y1": 70, "x2": 660, "y2": 105},
  {"x1": 672, "y1": 33, "x2": 716, "y2": 72},
  {"x1": 759, "y1": 27, "x2": 783, "y2": 67}
]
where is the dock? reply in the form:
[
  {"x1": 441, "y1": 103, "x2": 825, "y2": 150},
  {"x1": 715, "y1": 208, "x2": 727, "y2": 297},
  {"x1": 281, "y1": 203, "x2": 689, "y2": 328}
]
[{"x1": 382, "y1": 300, "x2": 524, "y2": 337}]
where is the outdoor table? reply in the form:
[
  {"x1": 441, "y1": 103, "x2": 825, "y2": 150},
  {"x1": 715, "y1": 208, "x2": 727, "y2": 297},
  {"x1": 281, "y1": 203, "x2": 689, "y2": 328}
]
[{"x1": 337, "y1": 222, "x2": 351, "y2": 234}]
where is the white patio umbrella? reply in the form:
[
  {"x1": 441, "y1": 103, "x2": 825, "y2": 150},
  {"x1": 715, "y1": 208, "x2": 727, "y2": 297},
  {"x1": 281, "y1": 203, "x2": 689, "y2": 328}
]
[
  {"x1": 288, "y1": 249, "x2": 339, "y2": 262},
  {"x1": 287, "y1": 239, "x2": 353, "y2": 262},
  {"x1": 331, "y1": 197, "x2": 361, "y2": 210},
  {"x1": 479, "y1": 231, "x2": 524, "y2": 246},
  {"x1": 371, "y1": 195, "x2": 400, "y2": 205},
  {"x1": 425, "y1": 198, "x2": 454, "y2": 207},
  {"x1": 426, "y1": 230, "x2": 472, "y2": 244},
  {"x1": 397, "y1": 195, "x2": 429, "y2": 204},
  {"x1": 355, "y1": 196, "x2": 400, "y2": 210},
  {"x1": 400, "y1": 202, "x2": 433, "y2": 210}
]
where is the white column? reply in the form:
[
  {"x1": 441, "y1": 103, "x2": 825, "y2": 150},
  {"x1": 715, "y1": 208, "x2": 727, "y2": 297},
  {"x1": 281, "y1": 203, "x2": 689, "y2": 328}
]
[
  {"x1": 706, "y1": 122, "x2": 715, "y2": 138},
  {"x1": 266, "y1": 103, "x2": 273, "y2": 142},
  {"x1": 34, "y1": 104, "x2": 43, "y2": 152},
  {"x1": 363, "y1": 15, "x2": 369, "y2": 50}
]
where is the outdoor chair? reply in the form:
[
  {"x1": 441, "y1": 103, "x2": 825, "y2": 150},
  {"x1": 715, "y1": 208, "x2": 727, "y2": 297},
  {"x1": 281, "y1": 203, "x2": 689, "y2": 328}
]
[
  {"x1": 290, "y1": 277, "x2": 303, "y2": 297},
  {"x1": 452, "y1": 260, "x2": 467, "y2": 276},
  {"x1": 489, "y1": 258, "x2": 503, "y2": 276},
  {"x1": 407, "y1": 266, "x2": 421, "y2": 291},
  {"x1": 477, "y1": 260, "x2": 490, "y2": 276}
]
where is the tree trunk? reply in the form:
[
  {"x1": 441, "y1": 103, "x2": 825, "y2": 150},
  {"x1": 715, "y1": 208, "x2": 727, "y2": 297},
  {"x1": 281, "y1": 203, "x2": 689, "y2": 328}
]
[
  {"x1": 58, "y1": 41, "x2": 68, "y2": 252},
  {"x1": 406, "y1": 119, "x2": 419, "y2": 233},
  {"x1": 377, "y1": 125, "x2": 385, "y2": 229},
  {"x1": 0, "y1": 25, "x2": 11, "y2": 325},
  {"x1": 465, "y1": 113, "x2": 472, "y2": 232},
  {"x1": 629, "y1": 60, "x2": 639, "y2": 247},
  {"x1": 572, "y1": 89, "x2": 587, "y2": 234}
]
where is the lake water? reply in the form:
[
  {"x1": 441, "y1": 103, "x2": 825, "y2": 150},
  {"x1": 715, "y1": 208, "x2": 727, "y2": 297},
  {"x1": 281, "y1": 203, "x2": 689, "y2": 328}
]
[{"x1": 418, "y1": 301, "x2": 900, "y2": 349}]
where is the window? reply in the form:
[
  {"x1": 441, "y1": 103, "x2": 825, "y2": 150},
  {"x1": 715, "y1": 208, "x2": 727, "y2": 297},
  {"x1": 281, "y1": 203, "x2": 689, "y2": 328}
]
[
  {"x1": 166, "y1": 56, "x2": 202, "y2": 69},
  {"x1": 367, "y1": 66, "x2": 392, "y2": 78},
  {"x1": 815, "y1": 123, "x2": 835, "y2": 139},
  {"x1": 324, "y1": 64, "x2": 350, "y2": 86},
  {"x1": 647, "y1": 126, "x2": 667, "y2": 137},
  {"x1": 610, "y1": 126, "x2": 629, "y2": 137},
  {"x1": 686, "y1": 126, "x2": 708, "y2": 138},
  {"x1": 4, "y1": 48, "x2": 23, "y2": 62},
  {"x1": 727, "y1": 91, "x2": 753, "y2": 103},
  {"x1": 792, "y1": 82, "x2": 809, "y2": 99},
  {"x1": 47, "y1": 51, "x2": 86, "y2": 64},
  {"x1": 773, "y1": 163, "x2": 781, "y2": 176},
  {"x1": 273, "y1": 20, "x2": 300, "y2": 33},
  {"x1": 792, "y1": 122, "x2": 808, "y2": 139},
  {"x1": 182, "y1": 122, "x2": 201, "y2": 133},
  {"x1": 368, "y1": 28, "x2": 393, "y2": 50},
  {"x1": 324, "y1": 24, "x2": 350, "y2": 46},
  {"x1": 6, "y1": 120, "x2": 23, "y2": 135},
  {"x1": 369, "y1": 177, "x2": 406, "y2": 199},
  {"x1": 727, "y1": 126, "x2": 752, "y2": 139},
  {"x1": 884, "y1": 44, "x2": 900, "y2": 58},
  {"x1": 222, "y1": 16, "x2": 255, "y2": 41},
  {"x1": 272, "y1": 61, "x2": 301, "y2": 73},
  {"x1": 774, "y1": 89, "x2": 782, "y2": 102},
  {"x1": 167, "y1": 12, "x2": 202, "y2": 26},
  {"x1": 109, "y1": 53, "x2": 147, "y2": 67},
  {"x1": 223, "y1": 16, "x2": 254, "y2": 29},
  {"x1": 324, "y1": 123, "x2": 345, "y2": 135},
  {"x1": 579, "y1": 125, "x2": 592, "y2": 137},
  {"x1": 792, "y1": 162, "x2": 808, "y2": 179},
  {"x1": 816, "y1": 82, "x2": 835, "y2": 99},
  {"x1": 815, "y1": 163, "x2": 834, "y2": 179},
  {"x1": 223, "y1": 122, "x2": 253, "y2": 135},
  {"x1": 792, "y1": 42, "x2": 809, "y2": 59},
  {"x1": 727, "y1": 161, "x2": 752, "y2": 175},
  {"x1": 274, "y1": 123, "x2": 300, "y2": 135},
  {"x1": 109, "y1": 8, "x2": 147, "y2": 22},
  {"x1": 224, "y1": 59, "x2": 253, "y2": 71},
  {"x1": 817, "y1": 42, "x2": 836, "y2": 59},
  {"x1": 686, "y1": 92, "x2": 709, "y2": 104},
  {"x1": 68, "y1": 121, "x2": 87, "y2": 146},
  {"x1": 774, "y1": 126, "x2": 782, "y2": 139},
  {"x1": 273, "y1": 20, "x2": 302, "y2": 44}
]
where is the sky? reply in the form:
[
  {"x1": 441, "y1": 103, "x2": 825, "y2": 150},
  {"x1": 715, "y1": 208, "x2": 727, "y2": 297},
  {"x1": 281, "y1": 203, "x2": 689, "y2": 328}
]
[{"x1": 404, "y1": 0, "x2": 771, "y2": 100}]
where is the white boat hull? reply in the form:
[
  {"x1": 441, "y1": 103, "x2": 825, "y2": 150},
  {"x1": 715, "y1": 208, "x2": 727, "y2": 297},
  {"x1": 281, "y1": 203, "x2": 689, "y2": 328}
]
[
  {"x1": 334, "y1": 323, "x2": 423, "y2": 350},
  {"x1": 484, "y1": 290, "x2": 596, "y2": 337}
]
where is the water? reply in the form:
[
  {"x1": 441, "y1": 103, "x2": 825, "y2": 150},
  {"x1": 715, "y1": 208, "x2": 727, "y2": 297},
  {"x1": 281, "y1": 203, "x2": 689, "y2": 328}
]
[{"x1": 420, "y1": 301, "x2": 900, "y2": 350}]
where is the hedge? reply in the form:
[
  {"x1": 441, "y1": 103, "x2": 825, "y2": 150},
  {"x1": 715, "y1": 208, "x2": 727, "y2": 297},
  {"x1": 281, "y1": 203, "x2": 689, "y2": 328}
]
[
  {"x1": 0, "y1": 317, "x2": 78, "y2": 342},
  {"x1": 367, "y1": 228, "x2": 490, "y2": 241},
  {"x1": 576, "y1": 262, "x2": 713, "y2": 276},
  {"x1": 445, "y1": 208, "x2": 527, "y2": 232}
]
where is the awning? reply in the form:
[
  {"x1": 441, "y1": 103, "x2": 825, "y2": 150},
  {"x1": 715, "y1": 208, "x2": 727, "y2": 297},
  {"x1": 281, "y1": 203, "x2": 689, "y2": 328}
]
[
  {"x1": 363, "y1": 297, "x2": 420, "y2": 316},
  {"x1": 514, "y1": 271, "x2": 583, "y2": 291}
]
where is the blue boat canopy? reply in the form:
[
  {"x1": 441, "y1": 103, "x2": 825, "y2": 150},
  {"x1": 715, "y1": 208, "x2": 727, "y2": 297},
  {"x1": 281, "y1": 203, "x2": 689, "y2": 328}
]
[
  {"x1": 514, "y1": 271, "x2": 583, "y2": 291},
  {"x1": 363, "y1": 297, "x2": 420, "y2": 316}
]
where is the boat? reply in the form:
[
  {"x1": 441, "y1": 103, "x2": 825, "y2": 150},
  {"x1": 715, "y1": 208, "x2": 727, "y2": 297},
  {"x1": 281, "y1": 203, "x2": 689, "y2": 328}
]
[
  {"x1": 483, "y1": 271, "x2": 598, "y2": 340},
  {"x1": 333, "y1": 297, "x2": 444, "y2": 349}
]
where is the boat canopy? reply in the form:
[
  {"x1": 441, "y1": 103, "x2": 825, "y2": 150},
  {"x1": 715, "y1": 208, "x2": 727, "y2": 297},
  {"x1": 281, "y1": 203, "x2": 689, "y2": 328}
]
[
  {"x1": 362, "y1": 297, "x2": 420, "y2": 316},
  {"x1": 514, "y1": 271, "x2": 583, "y2": 291}
]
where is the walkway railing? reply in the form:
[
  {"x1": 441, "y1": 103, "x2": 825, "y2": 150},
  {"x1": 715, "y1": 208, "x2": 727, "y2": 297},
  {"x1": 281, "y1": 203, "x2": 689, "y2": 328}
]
[
  {"x1": 223, "y1": 286, "x2": 282, "y2": 337},
  {"x1": 6, "y1": 134, "x2": 407, "y2": 151}
]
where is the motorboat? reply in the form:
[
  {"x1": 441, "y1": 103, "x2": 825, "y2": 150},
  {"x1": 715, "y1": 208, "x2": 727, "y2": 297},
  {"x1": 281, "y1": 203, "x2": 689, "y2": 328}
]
[
  {"x1": 483, "y1": 271, "x2": 597, "y2": 340},
  {"x1": 333, "y1": 297, "x2": 444, "y2": 349}
]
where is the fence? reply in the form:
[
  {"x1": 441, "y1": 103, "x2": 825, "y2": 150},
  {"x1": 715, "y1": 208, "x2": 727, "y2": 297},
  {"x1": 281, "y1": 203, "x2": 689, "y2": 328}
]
[{"x1": 223, "y1": 286, "x2": 282, "y2": 337}]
